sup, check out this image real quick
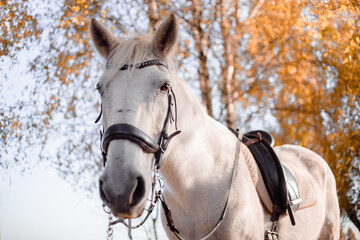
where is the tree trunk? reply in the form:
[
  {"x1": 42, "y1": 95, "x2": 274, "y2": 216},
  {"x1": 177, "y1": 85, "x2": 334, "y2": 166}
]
[
  {"x1": 219, "y1": 0, "x2": 240, "y2": 127},
  {"x1": 147, "y1": 0, "x2": 159, "y2": 33},
  {"x1": 189, "y1": 0, "x2": 213, "y2": 117},
  {"x1": 345, "y1": 200, "x2": 360, "y2": 232}
]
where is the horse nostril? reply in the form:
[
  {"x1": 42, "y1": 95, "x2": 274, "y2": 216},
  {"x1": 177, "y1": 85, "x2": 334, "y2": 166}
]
[
  {"x1": 130, "y1": 177, "x2": 146, "y2": 206},
  {"x1": 99, "y1": 179, "x2": 108, "y2": 204}
]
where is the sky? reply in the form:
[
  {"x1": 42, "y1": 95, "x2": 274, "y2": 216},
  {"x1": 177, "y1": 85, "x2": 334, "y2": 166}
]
[
  {"x1": 0, "y1": 163, "x2": 167, "y2": 240},
  {"x1": 0, "y1": 164, "x2": 114, "y2": 240}
]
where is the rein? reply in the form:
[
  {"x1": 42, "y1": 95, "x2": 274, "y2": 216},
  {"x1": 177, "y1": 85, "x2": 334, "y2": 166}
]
[
  {"x1": 96, "y1": 59, "x2": 241, "y2": 240},
  {"x1": 163, "y1": 131, "x2": 242, "y2": 240}
]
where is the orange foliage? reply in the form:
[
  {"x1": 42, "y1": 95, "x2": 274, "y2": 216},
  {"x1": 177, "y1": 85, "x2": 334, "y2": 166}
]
[{"x1": 1, "y1": 0, "x2": 359, "y2": 230}]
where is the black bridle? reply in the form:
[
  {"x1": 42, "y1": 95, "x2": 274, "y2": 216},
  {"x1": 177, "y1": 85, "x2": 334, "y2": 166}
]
[
  {"x1": 96, "y1": 59, "x2": 240, "y2": 240},
  {"x1": 96, "y1": 59, "x2": 184, "y2": 239},
  {"x1": 96, "y1": 59, "x2": 181, "y2": 169}
]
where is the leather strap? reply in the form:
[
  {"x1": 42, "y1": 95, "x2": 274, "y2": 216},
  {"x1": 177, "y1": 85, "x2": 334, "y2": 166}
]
[
  {"x1": 95, "y1": 104, "x2": 102, "y2": 124},
  {"x1": 101, "y1": 123, "x2": 160, "y2": 154},
  {"x1": 106, "y1": 59, "x2": 168, "y2": 70},
  {"x1": 244, "y1": 138, "x2": 260, "y2": 147},
  {"x1": 160, "y1": 131, "x2": 242, "y2": 240}
]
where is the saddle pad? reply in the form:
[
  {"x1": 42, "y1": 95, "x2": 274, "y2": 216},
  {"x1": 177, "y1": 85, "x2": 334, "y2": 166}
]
[{"x1": 242, "y1": 145, "x2": 317, "y2": 214}]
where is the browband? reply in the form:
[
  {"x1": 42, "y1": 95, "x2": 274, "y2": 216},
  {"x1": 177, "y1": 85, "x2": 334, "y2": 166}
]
[{"x1": 106, "y1": 59, "x2": 168, "y2": 70}]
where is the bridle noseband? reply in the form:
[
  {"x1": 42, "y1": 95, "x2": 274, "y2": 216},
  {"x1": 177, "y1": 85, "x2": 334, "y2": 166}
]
[
  {"x1": 96, "y1": 59, "x2": 181, "y2": 170},
  {"x1": 101, "y1": 123, "x2": 159, "y2": 154}
]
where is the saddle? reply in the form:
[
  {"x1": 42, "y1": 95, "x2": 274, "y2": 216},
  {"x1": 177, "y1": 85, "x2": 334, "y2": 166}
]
[{"x1": 230, "y1": 128, "x2": 302, "y2": 226}]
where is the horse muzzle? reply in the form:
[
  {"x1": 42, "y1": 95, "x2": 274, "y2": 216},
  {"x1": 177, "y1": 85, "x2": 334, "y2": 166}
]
[{"x1": 99, "y1": 168, "x2": 147, "y2": 218}]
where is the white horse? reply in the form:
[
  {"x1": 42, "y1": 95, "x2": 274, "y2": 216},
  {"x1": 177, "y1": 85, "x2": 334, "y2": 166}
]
[{"x1": 89, "y1": 14, "x2": 340, "y2": 239}]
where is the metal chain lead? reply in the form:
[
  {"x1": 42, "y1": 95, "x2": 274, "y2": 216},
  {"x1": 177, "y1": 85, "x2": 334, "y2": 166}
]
[
  {"x1": 102, "y1": 168, "x2": 165, "y2": 240},
  {"x1": 128, "y1": 219, "x2": 133, "y2": 240},
  {"x1": 103, "y1": 205, "x2": 114, "y2": 240}
]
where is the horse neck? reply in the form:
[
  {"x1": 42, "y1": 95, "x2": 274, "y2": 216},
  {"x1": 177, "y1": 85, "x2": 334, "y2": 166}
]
[{"x1": 160, "y1": 78, "x2": 244, "y2": 206}]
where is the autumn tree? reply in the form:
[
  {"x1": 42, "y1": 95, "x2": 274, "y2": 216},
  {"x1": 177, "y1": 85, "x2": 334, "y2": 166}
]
[
  {"x1": 244, "y1": 0, "x2": 360, "y2": 229},
  {"x1": 1, "y1": 0, "x2": 359, "y2": 233},
  {"x1": 340, "y1": 227, "x2": 358, "y2": 240}
]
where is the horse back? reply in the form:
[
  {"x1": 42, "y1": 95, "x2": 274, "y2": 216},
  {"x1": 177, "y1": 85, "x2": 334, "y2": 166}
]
[
  {"x1": 274, "y1": 144, "x2": 329, "y2": 210},
  {"x1": 273, "y1": 144, "x2": 340, "y2": 239}
]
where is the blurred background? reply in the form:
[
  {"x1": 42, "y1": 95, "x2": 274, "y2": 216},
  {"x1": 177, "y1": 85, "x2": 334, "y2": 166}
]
[{"x1": 0, "y1": 0, "x2": 359, "y2": 239}]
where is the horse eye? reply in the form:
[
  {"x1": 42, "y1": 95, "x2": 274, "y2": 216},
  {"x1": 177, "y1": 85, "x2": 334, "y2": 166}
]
[{"x1": 160, "y1": 83, "x2": 170, "y2": 92}]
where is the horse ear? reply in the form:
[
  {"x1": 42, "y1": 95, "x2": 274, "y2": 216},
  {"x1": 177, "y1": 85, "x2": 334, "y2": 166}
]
[
  {"x1": 89, "y1": 18, "x2": 119, "y2": 59},
  {"x1": 152, "y1": 13, "x2": 178, "y2": 57}
]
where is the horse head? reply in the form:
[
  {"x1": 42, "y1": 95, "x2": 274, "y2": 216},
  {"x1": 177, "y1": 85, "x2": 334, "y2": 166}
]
[{"x1": 90, "y1": 14, "x2": 179, "y2": 218}]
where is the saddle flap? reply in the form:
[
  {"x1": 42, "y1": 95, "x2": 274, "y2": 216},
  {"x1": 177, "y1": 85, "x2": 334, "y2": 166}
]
[
  {"x1": 242, "y1": 131, "x2": 288, "y2": 218},
  {"x1": 230, "y1": 128, "x2": 315, "y2": 225}
]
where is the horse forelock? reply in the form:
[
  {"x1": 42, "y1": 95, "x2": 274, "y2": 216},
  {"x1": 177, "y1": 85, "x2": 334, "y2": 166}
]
[
  {"x1": 104, "y1": 33, "x2": 177, "y2": 78},
  {"x1": 107, "y1": 35, "x2": 152, "y2": 71}
]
